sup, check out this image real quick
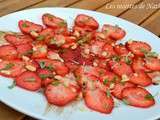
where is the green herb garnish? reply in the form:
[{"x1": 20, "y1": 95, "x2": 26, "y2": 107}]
[
  {"x1": 25, "y1": 77, "x2": 36, "y2": 82},
  {"x1": 8, "y1": 81, "x2": 16, "y2": 89},
  {"x1": 22, "y1": 23, "x2": 29, "y2": 28},
  {"x1": 103, "y1": 78, "x2": 108, "y2": 85},
  {"x1": 124, "y1": 56, "x2": 132, "y2": 65},
  {"x1": 112, "y1": 55, "x2": 120, "y2": 62},
  {"x1": 0, "y1": 63, "x2": 14, "y2": 71},
  {"x1": 106, "y1": 90, "x2": 111, "y2": 97},
  {"x1": 58, "y1": 21, "x2": 67, "y2": 27},
  {"x1": 39, "y1": 61, "x2": 46, "y2": 69},
  {"x1": 145, "y1": 94, "x2": 154, "y2": 100},
  {"x1": 50, "y1": 38, "x2": 56, "y2": 45},
  {"x1": 52, "y1": 81, "x2": 60, "y2": 86},
  {"x1": 45, "y1": 65, "x2": 54, "y2": 71},
  {"x1": 37, "y1": 35, "x2": 45, "y2": 41},
  {"x1": 39, "y1": 74, "x2": 54, "y2": 80},
  {"x1": 140, "y1": 48, "x2": 158, "y2": 58},
  {"x1": 23, "y1": 50, "x2": 33, "y2": 56}
]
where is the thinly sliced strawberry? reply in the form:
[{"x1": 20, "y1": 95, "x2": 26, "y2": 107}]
[
  {"x1": 93, "y1": 58, "x2": 110, "y2": 69},
  {"x1": 102, "y1": 24, "x2": 126, "y2": 40},
  {"x1": 145, "y1": 57, "x2": 160, "y2": 71},
  {"x1": 111, "y1": 82, "x2": 136, "y2": 99},
  {"x1": 75, "y1": 14, "x2": 99, "y2": 30},
  {"x1": 45, "y1": 83, "x2": 79, "y2": 106},
  {"x1": 36, "y1": 59, "x2": 69, "y2": 76},
  {"x1": 18, "y1": 20, "x2": 43, "y2": 34},
  {"x1": 84, "y1": 89, "x2": 114, "y2": 114},
  {"x1": 126, "y1": 41, "x2": 151, "y2": 57},
  {"x1": 61, "y1": 36, "x2": 76, "y2": 49},
  {"x1": 122, "y1": 87, "x2": 155, "y2": 108},
  {"x1": 100, "y1": 71, "x2": 120, "y2": 87},
  {"x1": 147, "y1": 71, "x2": 160, "y2": 85},
  {"x1": 42, "y1": 13, "x2": 67, "y2": 29},
  {"x1": 32, "y1": 44, "x2": 47, "y2": 58},
  {"x1": 114, "y1": 44, "x2": 130, "y2": 56},
  {"x1": 0, "y1": 45, "x2": 18, "y2": 60},
  {"x1": 4, "y1": 34, "x2": 33, "y2": 45},
  {"x1": 16, "y1": 44, "x2": 33, "y2": 57},
  {"x1": 0, "y1": 60, "x2": 26, "y2": 77},
  {"x1": 129, "y1": 72, "x2": 152, "y2": 87},
  {"x1": 100, "y1": 44, "x2": 116, "y2": 58},
  {"x1": 132, "y1": 57, "x2": 150, "y2": 72},
  {"x1": 15, "y1": 71, "x2": 41, "y2": 91},
  {"x1": 109, "y1": 60, "x2": 133, "y2": 76},
  {"x1": 48, "y1": 34, "x2": 65, "y2": 47}
]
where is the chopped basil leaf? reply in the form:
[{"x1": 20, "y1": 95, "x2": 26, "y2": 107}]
[
  {"x1": 124, "y1": 56, "x2": 132, "y2": 65},
  {"x1": 50, "y1": 38, "x2": 56, "y2": 44},
  {"x1": 106, "y1": 90, "x2": 111, "y2": 97},
  {"x1": 8, "y1": 81, "x2": 16, "y2": 89},
  {"x1": 103, "y1": 78, "x2": 108, "y2": 85},
  {"x1": 0, "y1": 63, "x2": 14, "y2": 71},
  {"x1": 52, "y1": 81, "x2": 60, "y2": 86},
  {"x1": 39, "y1": 74, "x2": 54, "y2": 80},
  {"x1": 39, "y1": 61, "x2": 46, "y2": 69},
  {"x1": 45, "y1": 65, "x2": 54, "y2": 71},
  {"x1": 145, "y1": 94, "x2": 154, "y2": 100},
  {"x1": 58, "y1": 21, "x2": 67, "y2": 27},
  {"x1": 122, "y1": 99, "x2": 129, "y2": 105},
  {"x1": 37, "y1": 35, "x2": 45, "y2": 41},
  {"x1": 140, "y1": 48, "x2": 158, "y2": 58},
  {"x1": 112, "y1": 55, "x2": 120, "y2": 62},
  {"x1": 23, "y1": 49, "x2": 33, "y2": 56},
  {"x1": 22, "y1": 23, "x2": 29, "y2": 28}
]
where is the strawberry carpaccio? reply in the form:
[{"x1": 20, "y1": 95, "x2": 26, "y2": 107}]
[{"x1": 0, "y1": 13, "x2": 159, "y2": 114}]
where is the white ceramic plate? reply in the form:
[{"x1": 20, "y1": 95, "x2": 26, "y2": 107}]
[{"x1": 0, "y1": 8, "x2": 160, "y2": 120}]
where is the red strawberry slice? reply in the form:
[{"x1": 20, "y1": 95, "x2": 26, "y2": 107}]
[
  {"x1": 129, "y1": 72, "x2": 152, "y2": 87},
  {"x1": 65, "y1": 62, "x2": 79, "y2": 72},
  {"x1": 122, "y1": 87, "x2": 155, "y2": 108},
  {"x1": 0, "y1": 45, "x2": 18, "y2": 60},
  {"x1": 102, "y1": 24, "x2": 126, "y2": 40},
  {"x1": 100, "y1": 44, "x2": 116, "y2": 58},
  {"x1": 45, "y1": 83, "x2": 79, "y2": 106},
  {"x1": 75, "y1": 14, "x2": 99, "y2": 30},
  {"x1": 5, "y1": 34, "x2": 33, "y2": 45},
  {"x1": 42, "y1": 13, "x2": 67, "y2": 29},
  {"x1": 0, "y1": 60, "x2": 26, "y2": 77},
  {"x1": 132, "y1": 57, "x2": 150, "y2": 72},
  {"x1": 145, "y1": 57, "x2": 160, "y2": 71},
  {"x1": 15, "y1": 71, "x2": 41, "y2": 91},
  {"x1": 36, "y1": 59, "x2": 69, "y2": 76},
  {"x1": 84, "y1": 89, "x2": 114, "y2": 114},
  {"x1": 111, "y1": 82, "x2": 136, "y2": 99},
  {"x1": 19, "y1": 20, "x2": 43, "y2": 34},
  {"x1": 109, "y1": 60, "x2": 133, "y2": 76},
  {"x1": 114, "y1": 44, "x2": 130, "y2": 56},
  {"x1": 93, "y1": 58, "x2": 110, "y2": 69},
  {"x1": 90, "y1": 40, "x2": 105, "y2": 55},
  {"x1": 126, "y1": 41, "x2": 151, "y2": 57},
  {"x1": 32, "y1": 44, "x2": 47, "y2": 58},
  {"x1": 100, "y1": 70, "x2": 120, "y2": 87},
  {"x1": 16, "y1": 44, "x2": 33, "y2": 57}
]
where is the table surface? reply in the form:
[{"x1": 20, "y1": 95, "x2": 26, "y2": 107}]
[{"x1": 0, "y1": 0, "x2": 160, "y2": 120}]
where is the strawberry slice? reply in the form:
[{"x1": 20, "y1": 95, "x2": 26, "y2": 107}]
[
  {"x1": 100, "y1": 44, "x2": 116, "y2": 58},
  {"x1": 15, "y1": 71, "x2": 41, "y2": 91},
  {"x1": 145, "y1": 57, "x2": 160, "y2": 71},
  {"x1": 132, "y1": 57, "x2": 150, "y2": 72},
  {"x1": 4, "y1": 34, "x2": 33, "y2": 45},
  {"x1": 18, "y1": 20, "x2": 43, "y2": 34},
  {"x1": 111, "y1": 82, "x2": 136, "y2": 99},
  {"x1": 102, "y1": 24, "x2": 126, "y2": 40},
  {"x1": 90, "y1": 40, "x2": 105, "y2": 55},
  {"x1": 36, "y1": 59, "x2": 69, "y2": 76},
  {"x1": 65, "y1": 62, "x2": 79, "y2": 72},
  {"x1": 16, "y1": 44, "x2": 33, "y2": 57},
  {"x1": 109, "y1": 60, "x2": 133, "y2": 76},
  {"x1": 32, "y1": 44, "x2": 47, "y2": 58},
  {"x1": 84, "y1": 89, "x2": 114, "y2": 114},
  {"x1": 93, "y1": 58, "x2": 110, "y2": 69},
  {"x1": 42, "y1": 13, "x2": 67, "y2": 29},
  {"x1": 122, "y1": 87, "x2": 155, "y2": 108},
  {"x1": 129, "y1": 72, "x2": 152, "y2": 87},
  {"x1": 45, "y1": 83, "x2": 79, "y2": 106},
  {"x1": 0, "y1": 60, "x2": 26, "y2": 77},
  {"x1": 75, "y1": 14, "x2": 99, "y2": 30},
  {"x1": 0, "y1": 45, "x2": 18, "y2": 60},
  {"x1": 126, "y1": 41, "x2": 151, "y2": 57}
]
